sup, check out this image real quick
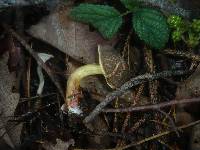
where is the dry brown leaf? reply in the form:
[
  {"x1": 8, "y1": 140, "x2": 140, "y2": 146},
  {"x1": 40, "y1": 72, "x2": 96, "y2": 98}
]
[
  {"x1": 7, "y1": 35, "x2": 21, "y2": 72},
  {"x1": 28, "y1": 5, "x2": 117, "y2": 64},
  {"x1": 0, "y1": 34, "x2": 21, "y2": 71},
  {"x1": 176, "y1": 65, "x2": 200, "y2": 100},
  {"x1": 190, "y1": 123, "x2": 200, "y2": 150},
  {"x1": 42, "y1": 138, "x2": 75, "y2": 150},
  {"x1": 0, "y1": 52, "x2": 21, "y2": 148},
  {"x1": 85, "y1": 116, "x2": 111, "y2": 148},
  {"x1": 175, "y1": 64, "x2": 200, "y2": 117}
]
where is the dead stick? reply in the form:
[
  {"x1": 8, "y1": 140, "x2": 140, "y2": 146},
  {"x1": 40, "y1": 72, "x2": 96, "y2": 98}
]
[
  {"x1": 103, "y1": 97, "x2": 200, "y2": 113},
  {"x1": 84, "y1": 70, "x2": 187, "y2": 124},
  {"x1": 1, "y1": 24, "x2": 65, "y2": 99}
]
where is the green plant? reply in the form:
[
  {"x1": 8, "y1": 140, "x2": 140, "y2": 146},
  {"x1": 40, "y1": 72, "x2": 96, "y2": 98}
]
[
  {"x1": 167, "y1": 15, "x2": 200, "y2": 48},
  {"x1": 70, "y1": 0, "x2": 170, "y2": 50},
  {"x1": 172, "y1": 29, "x2": 183, "y2": 42},
  {"x1": 191, "y1": 19, "x2": 200, "y2": 33},
  {"x1": 167, "y1": 15, "x2": 184, "y2": 29}
]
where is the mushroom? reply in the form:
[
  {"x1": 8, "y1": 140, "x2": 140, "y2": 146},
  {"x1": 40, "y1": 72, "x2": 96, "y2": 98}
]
[{"x1": 64, "y1": 45, "x2": 131, "y2": 115}]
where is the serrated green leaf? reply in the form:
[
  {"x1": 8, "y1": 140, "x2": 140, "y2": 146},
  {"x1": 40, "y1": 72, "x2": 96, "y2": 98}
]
[
  {"x1": 70, "y1": 4, "x2": 122, "y2": 39},
  {"x1": 132, "y1": 8, "x2": 169, "y2": 49},
  {"x1": 120, "y1": 0, "x2": 141, "y2": 11}
]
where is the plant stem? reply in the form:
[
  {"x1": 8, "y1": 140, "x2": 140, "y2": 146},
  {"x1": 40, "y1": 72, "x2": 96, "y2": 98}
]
[
  {"x1": 120, "y1": 11, "x2": 133, "y2": 17},
  {"x1": 66, "y1": 64, "x2": 103, "y2": 104}
]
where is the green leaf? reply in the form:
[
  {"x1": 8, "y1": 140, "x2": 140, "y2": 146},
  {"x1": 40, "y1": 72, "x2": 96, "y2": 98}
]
[
  {"x1": 70, "y1": 4, "x2": 122, "y2": 39},
  {"x1": 120, "y1": 0, "x2": 141, "y2": 11},
  {"x1": 132, "y1": 8, "x2": 170, "y2": 49}
]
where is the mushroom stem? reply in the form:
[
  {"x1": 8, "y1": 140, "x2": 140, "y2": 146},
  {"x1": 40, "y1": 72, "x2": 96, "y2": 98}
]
[
  {"x1": 65, "y1": 45, "x2": 131, "y2": 115},
  {"x1": 66, "y1": 64, "x2": 103, "y2": 109}
]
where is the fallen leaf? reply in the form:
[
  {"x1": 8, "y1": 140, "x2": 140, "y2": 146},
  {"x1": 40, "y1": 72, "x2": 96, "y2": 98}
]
[
  {"x1": 7, "y1": 34, "x2": 21, "y2": 72},
  {"x1": 0, "y1": 34, "x2": 21, "y2": 72},
  {"x1": 85, "y1": 116, "x2": 111, "y2": 148},
  {"x1": 0, "y1": 35, "x2": 9, "y2": 56},
  {"x1": 190, "y1": 123, "x2": 200, "y2": 150},
  {"x1": 42, "y1": 138, "x2": 75, "y2": 150},
  {"x1": 0, "y1": 52, "x2": 21, "y2": 148},
  {"x1": 28, "y1": 5, "x2": 117, "y2": 64},
  {"x1": 176, "y1": 65, "x2": 200, "y2": 99},
  {"x1": 175, "y1": 65, "x2": 200, "y2": 115}
]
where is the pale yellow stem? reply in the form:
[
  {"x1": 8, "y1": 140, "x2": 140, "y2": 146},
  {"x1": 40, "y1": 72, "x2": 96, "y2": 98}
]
[{"x1": 66, "y1": 64, "x2": 103, "y2": 104}]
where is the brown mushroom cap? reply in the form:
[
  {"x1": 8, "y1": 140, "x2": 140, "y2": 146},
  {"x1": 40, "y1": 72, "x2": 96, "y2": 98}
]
[{"x1": 98, "y1": 45, "x2": 131, "y2": 88}]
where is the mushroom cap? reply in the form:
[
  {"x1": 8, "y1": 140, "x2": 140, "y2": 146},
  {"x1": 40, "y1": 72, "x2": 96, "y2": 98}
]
[{"x1": 98, "y1": 45, "x2": 131, "y2": 88}]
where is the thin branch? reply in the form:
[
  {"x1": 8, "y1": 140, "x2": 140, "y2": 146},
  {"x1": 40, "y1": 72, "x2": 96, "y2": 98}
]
[
  {"x1": 84, "y1": 70, "x2": 187, "y2": 124},
  {"x1": 103, "y1": 97, "x2": 200, "y2": 113}
]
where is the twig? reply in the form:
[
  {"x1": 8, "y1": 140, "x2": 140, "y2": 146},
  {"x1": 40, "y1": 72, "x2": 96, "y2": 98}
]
[
  {"x1": 84, "y1": 70, "x2": 187, "y2": 124},
  {"x1": 162, "y1": 49, "x2": 200, "y2": 62},
  {"x1": 103, "y1": 97, "x2": 200, "y2": 113},
  {"x1": 1, "y1": 24, "x2": 65, "y2": 99}
]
